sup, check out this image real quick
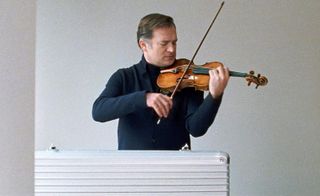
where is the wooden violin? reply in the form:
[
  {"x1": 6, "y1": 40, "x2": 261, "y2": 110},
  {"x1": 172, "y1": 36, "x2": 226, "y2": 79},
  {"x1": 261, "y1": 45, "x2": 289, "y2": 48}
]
[{"x1": 157, "y1": 58, "x2": 268, "y2": 94}]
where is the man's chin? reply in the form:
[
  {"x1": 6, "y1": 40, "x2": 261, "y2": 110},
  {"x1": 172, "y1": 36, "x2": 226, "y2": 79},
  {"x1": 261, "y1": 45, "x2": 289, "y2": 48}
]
[{"x1": 164, "y1": 59, "x2": 176, "y2": 66}]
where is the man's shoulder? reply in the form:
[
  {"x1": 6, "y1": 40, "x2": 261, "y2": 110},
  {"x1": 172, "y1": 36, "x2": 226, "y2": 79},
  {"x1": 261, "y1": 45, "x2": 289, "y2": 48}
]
[{"x1": 116, "y1": 60, "x2": 145, "y2": 75}]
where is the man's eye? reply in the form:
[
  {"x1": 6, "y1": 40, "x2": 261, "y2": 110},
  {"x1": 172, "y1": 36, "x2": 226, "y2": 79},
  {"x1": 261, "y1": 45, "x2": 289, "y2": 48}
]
[{"x1": 160, "y1": 42, "x2": 167, "y2": 46}]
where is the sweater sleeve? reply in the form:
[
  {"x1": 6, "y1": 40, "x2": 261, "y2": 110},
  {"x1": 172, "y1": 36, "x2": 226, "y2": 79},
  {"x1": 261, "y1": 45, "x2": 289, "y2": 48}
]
[
  {"x1": 185, "y1": 92, "x2": 222, "y2": 137},
  {"x1": 92, "y1": 69, "x2": 147, "y2": 122}
]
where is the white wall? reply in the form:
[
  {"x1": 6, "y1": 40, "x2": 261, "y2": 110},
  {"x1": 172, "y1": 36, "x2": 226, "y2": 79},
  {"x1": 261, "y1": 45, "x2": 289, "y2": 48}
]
[
  {"x1": 0, "y1": 1, "x2": 35, "y2": 195},
  {"x1": 36, "y1": 0, "x2": 320, "y2": 195}
]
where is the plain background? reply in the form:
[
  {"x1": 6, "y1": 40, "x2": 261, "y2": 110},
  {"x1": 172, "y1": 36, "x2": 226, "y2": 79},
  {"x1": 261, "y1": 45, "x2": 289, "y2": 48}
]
[
  {"x1": 0, "y1": 1, "x2": 35, "y2": 195},
  {"x1": 35, "y1": 0, "x2": 320, "y2": 196}
]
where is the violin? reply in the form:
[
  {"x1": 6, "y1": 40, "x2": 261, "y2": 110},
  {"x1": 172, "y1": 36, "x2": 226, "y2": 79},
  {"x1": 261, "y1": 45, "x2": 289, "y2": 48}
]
[{"x1": 157, "y1": 58, "x2": 268, "y2": 94}]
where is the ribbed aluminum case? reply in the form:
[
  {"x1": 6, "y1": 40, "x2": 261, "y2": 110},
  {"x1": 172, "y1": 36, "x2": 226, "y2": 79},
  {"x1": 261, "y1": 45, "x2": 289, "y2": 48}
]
[{"x1": 35, "y1": 150, "x2": 230, "y2": 196}]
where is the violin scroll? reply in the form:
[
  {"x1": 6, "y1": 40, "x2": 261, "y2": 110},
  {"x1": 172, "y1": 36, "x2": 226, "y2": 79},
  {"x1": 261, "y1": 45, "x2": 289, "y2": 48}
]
[{"x1": 245, "y1": 70, "x2": 268, "y2": 89}]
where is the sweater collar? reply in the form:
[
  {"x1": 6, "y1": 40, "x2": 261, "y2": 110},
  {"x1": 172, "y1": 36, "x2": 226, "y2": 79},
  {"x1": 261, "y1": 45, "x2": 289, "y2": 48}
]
[{"x1": 139, "y1": 55, "x2": 161, "y2": 75}]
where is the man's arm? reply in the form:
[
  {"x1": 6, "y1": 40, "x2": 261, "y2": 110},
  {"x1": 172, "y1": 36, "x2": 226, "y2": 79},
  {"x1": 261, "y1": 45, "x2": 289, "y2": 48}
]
[
  {"x1": 92, "y1": 70, "x2": 147, "y2": 122},
  {"x1": 186, "y1": 94, "x2": 222, "y2": 137},
  {"x1": 186, "y1": 65, "x2": 229, "y2": 137}
]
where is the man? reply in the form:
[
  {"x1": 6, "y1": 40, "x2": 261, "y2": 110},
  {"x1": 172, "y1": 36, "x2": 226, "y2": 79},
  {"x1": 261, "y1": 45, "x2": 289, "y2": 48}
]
[{"x1": 92, "y1": 13, "x2": 229, "y2": 150}]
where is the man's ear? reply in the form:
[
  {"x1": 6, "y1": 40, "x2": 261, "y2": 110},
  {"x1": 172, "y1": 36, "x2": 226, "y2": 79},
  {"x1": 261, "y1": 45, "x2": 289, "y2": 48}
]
[{"x1": 139, "y1": 39, "x2": 148, "y2": 52}]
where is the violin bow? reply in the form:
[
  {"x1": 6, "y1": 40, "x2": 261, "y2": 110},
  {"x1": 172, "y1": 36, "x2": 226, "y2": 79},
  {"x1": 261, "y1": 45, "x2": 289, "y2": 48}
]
[{"x1": 157, "y1": 1, "x2": 225, "y2": 124}]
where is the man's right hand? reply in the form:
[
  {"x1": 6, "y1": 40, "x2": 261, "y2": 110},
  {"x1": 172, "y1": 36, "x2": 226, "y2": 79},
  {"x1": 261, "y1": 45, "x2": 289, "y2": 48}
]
[{"x1": 146, "y1": 93, "x2": 173, "y2": 118}]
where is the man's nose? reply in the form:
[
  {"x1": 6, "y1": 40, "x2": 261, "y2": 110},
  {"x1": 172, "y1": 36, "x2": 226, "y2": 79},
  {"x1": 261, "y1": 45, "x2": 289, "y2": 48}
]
[{"x1": 167, "y1": 44, "x2": 176, "y2": 52}]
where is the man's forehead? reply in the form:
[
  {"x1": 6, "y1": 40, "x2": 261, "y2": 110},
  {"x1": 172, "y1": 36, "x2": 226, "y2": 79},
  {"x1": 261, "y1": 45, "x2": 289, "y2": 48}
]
[{"x1": 152, "y1": 27, "x2": 177, "y2": 40}]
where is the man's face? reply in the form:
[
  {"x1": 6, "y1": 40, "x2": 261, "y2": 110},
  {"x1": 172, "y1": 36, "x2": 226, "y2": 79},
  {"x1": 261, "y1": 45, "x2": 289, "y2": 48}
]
[{"x1": 140, "y1": 27, "x2": 177, "y2": 67}]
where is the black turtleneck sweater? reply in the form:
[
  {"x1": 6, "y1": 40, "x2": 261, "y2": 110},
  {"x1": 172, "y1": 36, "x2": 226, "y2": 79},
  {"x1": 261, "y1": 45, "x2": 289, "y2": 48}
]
[
  {"x1": 146, "y1": 62, "x2": 160, "y2": 92},
  {"x1": 92, "y1": 56, "x2": 222, "y2": 150}
]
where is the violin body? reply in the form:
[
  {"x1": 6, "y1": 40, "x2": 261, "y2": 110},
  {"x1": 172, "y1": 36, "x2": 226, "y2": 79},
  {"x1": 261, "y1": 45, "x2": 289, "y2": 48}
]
[
  {"x1": 157, "y1": 58, "x2": 268, "y2": 93},
  {"x1": 157, "y1": 58, "x2": 223, "y2": 92}
]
